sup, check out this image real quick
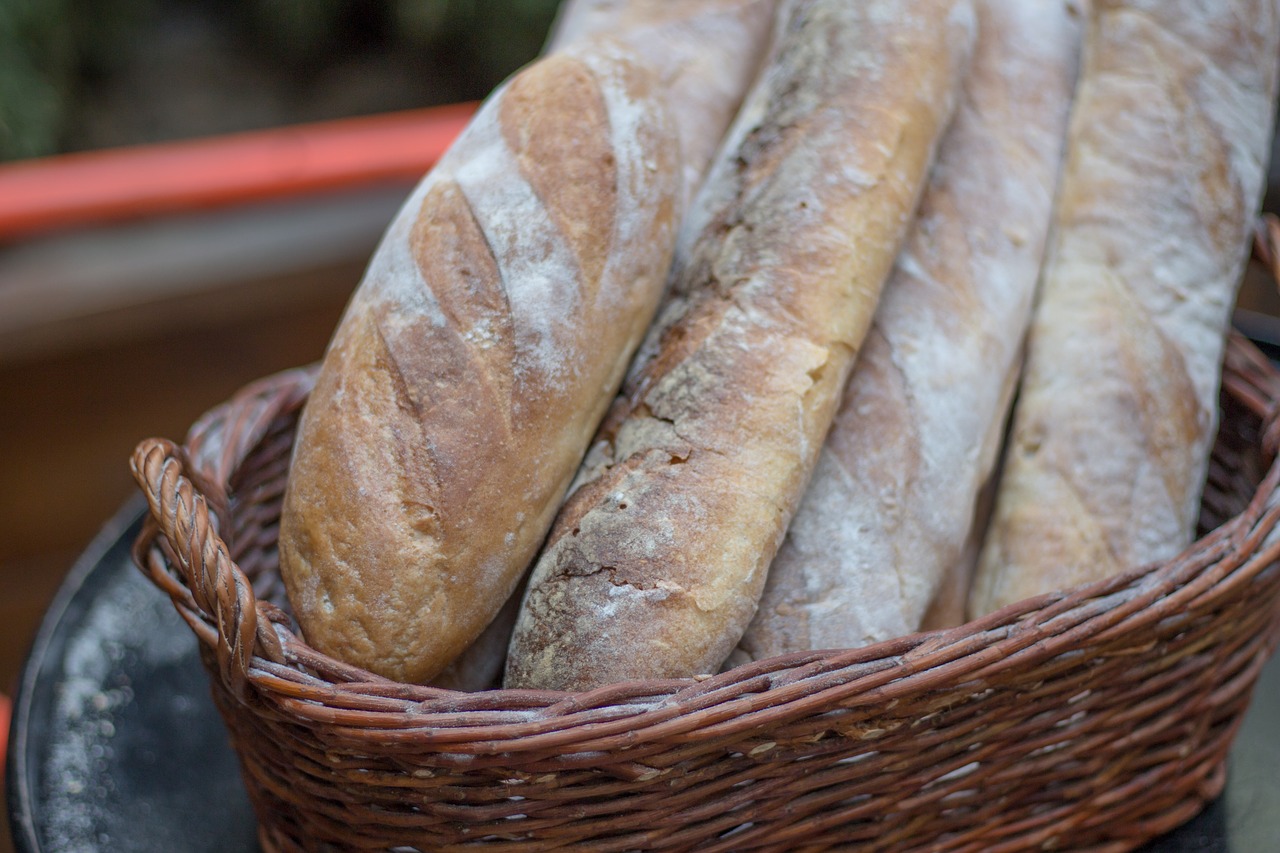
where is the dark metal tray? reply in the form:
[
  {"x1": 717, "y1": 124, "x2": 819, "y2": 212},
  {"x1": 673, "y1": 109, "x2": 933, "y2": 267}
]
[{"x1": 7, "y1": 499, "x2": 1280, "y2": 852}]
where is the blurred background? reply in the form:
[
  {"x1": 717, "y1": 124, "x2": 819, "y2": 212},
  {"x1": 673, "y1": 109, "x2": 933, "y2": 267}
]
[
  {"x1": 1, "y1": 3, "x2": 1280, "y2": 851},
  {"x1": 0, "y1": 1, "x2": 559, "y2": 848},
  {"x1": 0, "y1": 0, "x2": 559, "y2": 159}
]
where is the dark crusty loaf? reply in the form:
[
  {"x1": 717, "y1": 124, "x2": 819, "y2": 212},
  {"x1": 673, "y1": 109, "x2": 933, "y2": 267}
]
[{"x1": 505, "y1": 0, "x2": 975, "y2": 691}]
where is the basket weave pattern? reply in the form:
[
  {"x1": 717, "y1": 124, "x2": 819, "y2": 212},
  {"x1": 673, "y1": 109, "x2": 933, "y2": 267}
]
[{"x1": 131, "y1": 326, "x2": 1280, "y2": 852}]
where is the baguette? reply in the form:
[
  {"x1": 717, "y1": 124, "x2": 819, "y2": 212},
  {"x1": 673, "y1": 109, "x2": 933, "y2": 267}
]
[
  {"x1": 967, "y1": 0, "x2": 1280, "y2": 617},
  {"x1": 276, "y1": 40, "x2": 682, "y2": 685},
  {"x1": 505, "y1": 0, "x2": 975, "y2": 691},
  {"x1": 423, "y1": 0, "x2": 780, "y2": 691},
  {"x1": 735, "y1": 0, "x2": 1081, "y2": 660}
]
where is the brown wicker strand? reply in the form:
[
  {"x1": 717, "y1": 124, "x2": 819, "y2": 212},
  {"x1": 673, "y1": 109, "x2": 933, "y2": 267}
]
[{"x1": 130, "y1": 439, "x2": 286, "y2": 698}]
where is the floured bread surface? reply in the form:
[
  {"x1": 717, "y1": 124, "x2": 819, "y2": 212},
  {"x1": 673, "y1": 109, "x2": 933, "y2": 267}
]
[
  {"x1": 967, "y1": 0, "x2": 1280, "y2": 617},
  {"x1": 547, "y1": 0, "x2": 780, "y2": 203},
  {"x1": 277, "y1": 43, "x2": 681, "y2": 684},
  {"x1": 505, "y1": 0, "x2": 974, "y2": 691},
  {"x1": 736, "y1": 0, "x2": 1082, "y2": 660}
]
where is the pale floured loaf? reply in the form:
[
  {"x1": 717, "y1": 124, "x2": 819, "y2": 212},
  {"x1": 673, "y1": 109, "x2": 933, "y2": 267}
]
[
  {"x1": 277, "y1": 41, "x2": 682, "y2": 685},
  {"x1": 735, "y1": 0, "x2": 1082, "y2": 661},
  {"x1": 967, "y1": 0, "x2": 1280, "y2": 617},
  {"x1": 505, "y1": 0, "x2": 975, "y2": 691}
]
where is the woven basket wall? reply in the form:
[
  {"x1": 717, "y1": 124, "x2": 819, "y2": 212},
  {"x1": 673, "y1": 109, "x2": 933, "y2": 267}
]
[{"x1": 132, "y1": 296, "x2": 1280, "y2": 848}]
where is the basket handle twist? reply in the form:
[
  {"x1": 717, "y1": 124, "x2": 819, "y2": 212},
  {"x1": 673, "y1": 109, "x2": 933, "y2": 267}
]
[
  {"x1": 131, "y1": 437, "x2": 286, "y2": 702},
  {"x1": 1253, "y1": 214, "x2": 1280, "y2": 460}
]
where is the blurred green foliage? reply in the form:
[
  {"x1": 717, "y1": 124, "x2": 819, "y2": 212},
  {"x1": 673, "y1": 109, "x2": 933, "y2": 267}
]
[
  {"x1": 0, "y1": 0, "x2": 73, "y2": 159},
  {"x1": 0, "y1": 0, "x2": 562, "y2": 161},
  {"x1": 1, "y1": 0, "x2": 163, "y2": 158},
  {"x1": 387, "y1": 0, "x2": 562, "y2": 79}
]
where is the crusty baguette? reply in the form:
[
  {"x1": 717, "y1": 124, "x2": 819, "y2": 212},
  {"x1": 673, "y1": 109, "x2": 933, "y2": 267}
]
[
  {"x1": 546, "y1": 0, "x2": 779, "y2": 204},
  {"x1": 423, "y1": 0, "x2": 781, "y2": 692},
  {"x1": 276, "y1": 40, "x2": 682, "y2": 685},
  {"x1": 734, "y1": 0, "x2": 1081, "y2": 660},
  {"x1": 967, "y1": 0, "x2": 1280, "y2": 617},
  {"x1": 505, "y1": 0, "x2": 975, "y2": 691}
]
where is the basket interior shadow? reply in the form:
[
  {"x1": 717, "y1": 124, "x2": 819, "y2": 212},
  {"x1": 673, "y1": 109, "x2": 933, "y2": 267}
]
[{"x1": 130, "y1": 323, "x2": 1280, "y2": 852}]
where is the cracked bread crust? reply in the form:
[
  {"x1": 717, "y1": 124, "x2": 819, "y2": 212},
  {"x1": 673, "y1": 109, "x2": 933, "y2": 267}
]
[
  {"x1": 734, "y1": 0, "x2": 1083, "y2": 661},
  {"x1": 277, "y1": 43, "x2": 681, "y2": 685},
  {"x1": 504, "y1": 0, "x2": 975, "y2": 691},
  {"x1": 967, "y1": 0, "x2": 1280, "y2": 617}
]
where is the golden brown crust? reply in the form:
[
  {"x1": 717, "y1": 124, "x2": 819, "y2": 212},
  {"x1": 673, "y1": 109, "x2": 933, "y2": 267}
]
[
  {"x1": 967, "y1": 0, "x2": 1280, "y2": 617},
  {"x1": 278, "y1": 45, "x2": 681, "y2": 684},
  {"x1": 505, "y1": 0, "x2": 975, "y2": 691},
  {"x1": 500, "y1": 60, "x2": 617, "y2": 289}
]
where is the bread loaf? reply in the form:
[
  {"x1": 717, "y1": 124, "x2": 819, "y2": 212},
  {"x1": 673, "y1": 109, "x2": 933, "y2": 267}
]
[
  {"x1": 967, "y1": 0, "x2": 1280, "y2": 617},
  {"x1": 734, "y1": 0, "x2": 1081, "y2": 661},
  {"x1": 505, "y1": 0, "x2": 975, "y2": 691},
  {"x1": 420, "y1": 0, "x2": 781, "y2": 691},
  {"x1": 547, "y1": 0, "x2": 780, "y2": 204},
  {"x1": 276, "y1": 41, "x2": 682, "y2": 685}
]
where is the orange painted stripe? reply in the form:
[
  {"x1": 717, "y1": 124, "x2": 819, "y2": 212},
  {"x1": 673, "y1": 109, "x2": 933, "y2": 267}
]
[{"x1": 0, "y1": 101, "x2": 476, "y2": 240}]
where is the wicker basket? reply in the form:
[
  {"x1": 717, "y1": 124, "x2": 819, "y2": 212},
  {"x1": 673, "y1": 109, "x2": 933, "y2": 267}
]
[{"x1": 131, "y1": 245, "x2": 1280, "y2": 852}]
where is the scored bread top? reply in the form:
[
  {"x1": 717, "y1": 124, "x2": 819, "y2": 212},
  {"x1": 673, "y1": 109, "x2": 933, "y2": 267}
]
[
  {"x1": 278, "y1": 42, "x2": 681, "y2": 684},
  {"x1": 547, "y1": 0, "x2": 780, "y2": 206}
]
